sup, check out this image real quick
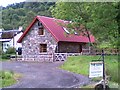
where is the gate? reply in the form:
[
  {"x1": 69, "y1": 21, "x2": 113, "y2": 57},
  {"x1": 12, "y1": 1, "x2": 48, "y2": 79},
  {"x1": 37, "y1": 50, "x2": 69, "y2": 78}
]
[{"x1": 54, "y1": 53, "x2": 67, "y2": 61}]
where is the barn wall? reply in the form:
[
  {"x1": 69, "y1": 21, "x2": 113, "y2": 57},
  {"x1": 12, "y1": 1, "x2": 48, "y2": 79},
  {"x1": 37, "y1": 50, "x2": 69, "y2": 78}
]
[
  {"x1": 56, "y1": 42, "x2": 82, "y2": 53},
  {"x1": 22, "y1": 21, "x2": 57, "y2": 62},
  {"x1": 56, "y1": 42, "x2": 88, "y2": 53}
]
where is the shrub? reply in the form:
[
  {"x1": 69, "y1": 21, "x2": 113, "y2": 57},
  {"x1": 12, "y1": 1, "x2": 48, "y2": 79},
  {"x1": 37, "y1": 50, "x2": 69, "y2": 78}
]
[
  {"x1": 6, "y1": 47, "x2": 16, "y2": 54},
  {"x1": 1, "y1": 54, "x2": 10, "y2": 59}
]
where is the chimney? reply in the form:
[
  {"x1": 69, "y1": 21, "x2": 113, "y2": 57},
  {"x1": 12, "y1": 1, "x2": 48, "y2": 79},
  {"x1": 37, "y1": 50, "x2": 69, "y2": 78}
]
[{"x1": 18, "y1": 26, "x2": 23, "y2": 31}]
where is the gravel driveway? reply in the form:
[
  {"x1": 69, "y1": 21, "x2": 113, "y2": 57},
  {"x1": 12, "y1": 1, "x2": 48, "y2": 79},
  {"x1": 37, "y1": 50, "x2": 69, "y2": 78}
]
[{"x1": 1, "y1": 61, "x2": 90, "y2": 88}]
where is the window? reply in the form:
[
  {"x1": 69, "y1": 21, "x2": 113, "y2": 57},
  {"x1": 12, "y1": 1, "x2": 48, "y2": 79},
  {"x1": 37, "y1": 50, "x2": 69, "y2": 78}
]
[
  {"x1": 38, "y1": 22, "x2": 44, "y2": 35},
  {"x1": 7, "y1": 44, "x2": 9, "y2": 46},
  {"x1": 74, "y1": 32, "x2": 78, "y2": 35},
  {"x1": 63, "y1": 27, "x2": 70, "y2": 34},
  {"x1": 38, "y1": 22, "x2": 42, "y2": 26},
  {"x1": 38, "y1": 26, "x2": 44, "y2": 35},
  {"x1": 40, "y1": 44, "x2": 47, "y2": 52}
]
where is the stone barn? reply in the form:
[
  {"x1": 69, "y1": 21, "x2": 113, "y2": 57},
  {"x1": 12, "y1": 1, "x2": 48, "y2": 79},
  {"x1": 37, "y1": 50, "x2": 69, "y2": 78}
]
[{"x1": 17, "y1": 16, "x2": 95, "y2": 62}]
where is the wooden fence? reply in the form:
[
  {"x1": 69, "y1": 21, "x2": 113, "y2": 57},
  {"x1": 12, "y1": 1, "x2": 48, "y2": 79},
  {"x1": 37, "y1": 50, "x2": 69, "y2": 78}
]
[
  {"x1": 82, "y1": 49, "x2": 119, "y2": 55},
  {"x1": 14, "y1": 49, "x2": 118, "y2": 62}
]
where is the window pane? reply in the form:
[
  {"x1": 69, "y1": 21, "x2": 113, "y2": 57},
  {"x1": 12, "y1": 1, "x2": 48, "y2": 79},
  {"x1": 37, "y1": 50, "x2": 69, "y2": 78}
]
[{"x1": 38, "y1": 27, "x2": 44, "y2": 35}]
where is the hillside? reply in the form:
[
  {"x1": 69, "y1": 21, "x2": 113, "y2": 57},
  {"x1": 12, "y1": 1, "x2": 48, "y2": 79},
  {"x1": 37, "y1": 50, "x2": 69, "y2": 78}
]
[{"x1": 2, "y1": 2, "x2": 55, "y2": 30}]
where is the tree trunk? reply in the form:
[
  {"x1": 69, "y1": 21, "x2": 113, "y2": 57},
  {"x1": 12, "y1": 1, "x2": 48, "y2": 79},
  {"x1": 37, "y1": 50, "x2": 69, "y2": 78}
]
[{"x1": 85, "y1": 28, "x2": 92, "y2": 55}]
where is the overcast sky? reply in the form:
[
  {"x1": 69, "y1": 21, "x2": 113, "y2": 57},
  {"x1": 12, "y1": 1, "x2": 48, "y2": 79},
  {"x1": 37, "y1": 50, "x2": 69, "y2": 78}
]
[
  {"x1": 0, "y1": 0, "x2": 118, "y2": 7},
  {"x1": 0, "y1": 0, "x2": 25, "y2": 7}
]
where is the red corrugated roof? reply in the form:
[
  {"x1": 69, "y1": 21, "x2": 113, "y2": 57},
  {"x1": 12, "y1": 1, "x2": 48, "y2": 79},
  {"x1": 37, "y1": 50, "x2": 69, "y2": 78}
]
[{"x1": 18, "y1": 16, "x2": 95, "y2": 43}]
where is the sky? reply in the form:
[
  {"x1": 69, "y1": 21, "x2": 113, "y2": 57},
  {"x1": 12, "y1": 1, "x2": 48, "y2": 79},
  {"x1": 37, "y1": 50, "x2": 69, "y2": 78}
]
[
  {"x1": 0, "y1": 0, "x2": 118, "y2": 7},
  {"x1": 0, "y1": 0, "x2": 26, "y2": 7}
]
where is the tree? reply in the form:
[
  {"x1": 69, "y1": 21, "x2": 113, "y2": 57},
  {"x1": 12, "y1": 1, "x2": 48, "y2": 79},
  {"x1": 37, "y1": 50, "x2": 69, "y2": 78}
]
[
  {"x1": 51, "y1": 2, "x2": 119, "y2": 49},
  {"x1": 116, "y1": 2, "x2": 120, "y2": 49}
]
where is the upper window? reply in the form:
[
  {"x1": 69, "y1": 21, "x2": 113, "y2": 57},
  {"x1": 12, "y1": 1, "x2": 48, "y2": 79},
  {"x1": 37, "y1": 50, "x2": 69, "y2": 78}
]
[
  {"x1": 40, "y1": 44, "x2": 47, "y2": 52},
  {"x1": 63, "y1": 27, "x2": 70, "y2": 34},
  {"x1": 74, "y1": 32, "x2": 78, "y2": 35},
  {"x1": 38, "y1": 26, "x2": 44, "y2": 35},
  {"x1": 38, "y1": 22, "x2": 42, "y2": 26}
]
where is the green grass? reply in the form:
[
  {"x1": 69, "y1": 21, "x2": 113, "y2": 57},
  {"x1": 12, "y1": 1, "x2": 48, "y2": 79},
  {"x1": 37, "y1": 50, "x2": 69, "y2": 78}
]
[
  {"x1": 82, "y1": 81, "x2": 118, "y2": 88},
  {"x1": 60, "y1": 55, "x2": 118, "y2": 83},
  {"x1": 0, "y1": 71, "x2": 21, "y2": 87}
]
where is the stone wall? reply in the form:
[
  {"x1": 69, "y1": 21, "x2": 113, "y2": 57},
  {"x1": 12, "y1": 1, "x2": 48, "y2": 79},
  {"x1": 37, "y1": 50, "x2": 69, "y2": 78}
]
[{"x1": 22, "y1": 21, "x2": 57, "y2": 62}]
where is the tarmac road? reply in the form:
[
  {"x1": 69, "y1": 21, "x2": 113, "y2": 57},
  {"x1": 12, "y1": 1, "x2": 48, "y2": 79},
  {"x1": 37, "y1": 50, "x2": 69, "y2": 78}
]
[{"x1": 1, "y1": 61, "x2": 90, "y2": 88}]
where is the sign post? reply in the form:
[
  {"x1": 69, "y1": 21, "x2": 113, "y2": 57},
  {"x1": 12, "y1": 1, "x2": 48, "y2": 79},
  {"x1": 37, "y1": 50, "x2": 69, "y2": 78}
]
[{"x1": 89, "y1": 50, "x2": 106, "y2": 90}]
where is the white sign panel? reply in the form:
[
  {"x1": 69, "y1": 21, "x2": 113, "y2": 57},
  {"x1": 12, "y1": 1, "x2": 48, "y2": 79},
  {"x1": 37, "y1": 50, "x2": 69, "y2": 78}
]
[{"x1": 89, "y1": 61, "x2": 103, "y2": 78}]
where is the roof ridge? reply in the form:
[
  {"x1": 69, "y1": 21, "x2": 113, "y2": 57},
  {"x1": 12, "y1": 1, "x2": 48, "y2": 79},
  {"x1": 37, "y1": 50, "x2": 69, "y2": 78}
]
[{"x1": 36, "y1": 15, "x2": 69, "y2": 22}]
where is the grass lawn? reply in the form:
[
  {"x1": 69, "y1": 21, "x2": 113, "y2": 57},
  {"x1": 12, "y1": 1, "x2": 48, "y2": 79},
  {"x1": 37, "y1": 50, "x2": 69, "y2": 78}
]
[
  {"x1": 60, "y1": 55, "x2": 118, "y2": 85},
  {"x1": 0, "y1": 71, "x2": 21, "y2": 87}
]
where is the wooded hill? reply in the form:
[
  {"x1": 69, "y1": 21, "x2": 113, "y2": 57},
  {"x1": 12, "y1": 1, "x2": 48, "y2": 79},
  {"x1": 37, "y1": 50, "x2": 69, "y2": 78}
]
[{"x1": 2, "y1": 2, "x2": 55, "y2": 30}]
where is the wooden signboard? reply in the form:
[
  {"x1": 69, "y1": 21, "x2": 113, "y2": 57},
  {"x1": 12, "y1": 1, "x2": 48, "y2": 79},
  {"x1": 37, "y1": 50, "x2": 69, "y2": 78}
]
[{"x1": 89, "y1": 61, "x2": 103, "y2": 78}]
